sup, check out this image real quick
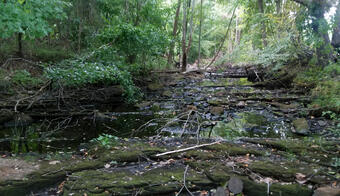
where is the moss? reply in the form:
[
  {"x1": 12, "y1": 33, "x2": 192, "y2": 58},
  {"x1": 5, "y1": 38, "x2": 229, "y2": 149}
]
[
  {"x1": 147, "y1": 83, "x2": 163, "y2": 91},
  {"x1": 203, "y1": 143, "x2": 263, "y2": 156},
  {"x1": 242, "y1": 177, "x2": 312, "y2": 196},
  {"x1": 63, "y1": 165, "x2": 210, "y2": 195},
  {"x1": 248, "y1": 161, "x2": 299, "y2": 181}
]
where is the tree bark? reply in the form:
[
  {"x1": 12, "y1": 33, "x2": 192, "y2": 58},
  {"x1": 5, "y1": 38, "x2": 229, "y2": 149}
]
[
  {"x1": 291, "y1": 0, "x2": 333, "y2": 66},
  {"x1": 17, "y1": 33, "x2": 23, "y2": 57},
  {"x1": 186, "y1": 0, "x2": 196, "y2": 55},
  {"x1": 181, "y1": 0, "x2": 188, "y2": 72},
  {"x1": 198, "y1": 0, "x2": 203, "y2": 68},
  {"x1": 258, "y1": 0, "x2": 267, "y2": 48},
  {"x1": 275, "y1": 0, "x2": 282, "y2": 14},
  {"x1": 332, "y1": 2, "x2": 340, "y2": 49},
  {"x1": 168, "y1": 0, "x2": 182, "y2": 66}
]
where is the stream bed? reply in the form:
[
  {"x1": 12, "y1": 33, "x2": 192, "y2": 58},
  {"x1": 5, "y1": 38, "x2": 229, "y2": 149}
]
[{"x1": 0, "y1": 68, "x2": 339, "y2": 195}]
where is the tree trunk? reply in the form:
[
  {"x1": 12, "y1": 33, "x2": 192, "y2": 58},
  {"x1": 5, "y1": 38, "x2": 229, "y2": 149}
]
[
  {"x1": 291, "y1": 0, "x2": 333, "y2": 66},
  {"x1": 332, "y1": 2, "x2": 340, "y2": 50},
  {"x1": 235, "y1": 16, "x2": 241, "y2": 46},
  {"x1": 17, "y1": 33, "x2": 23, "y2": 57},
  {"x1": 310, "y1": 1, "x2": 331, "y2": 66},
  {"x1": 198, "y1": 0, "x2": 203, "y2": 68},
  {"x1": 258, "y1": 0, "x2": 267, "y2": 48},
  {"x1": 275, "y1": 0, "x2": 282, "y2": 14},
  {"x1": 181, "y1": 0, "x2": 188, "y2": 72},
  {"x1": 186, "y1": 0, "x2": 196, "y2": 55},
  {"x1": 168, "y1": 0, "x2": 182, "y2": 66}
]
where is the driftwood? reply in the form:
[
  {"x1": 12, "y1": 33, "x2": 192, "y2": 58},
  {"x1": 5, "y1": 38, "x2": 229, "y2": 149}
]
[{"x1": 155, "y1": 141, "x2": 221, "y2": 157}]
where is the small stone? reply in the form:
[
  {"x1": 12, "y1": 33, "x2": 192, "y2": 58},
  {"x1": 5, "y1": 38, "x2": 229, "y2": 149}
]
[
  {"x1": 236, "y1": 101, "x2": 246, "y2": 107},
  {"x1": 162, "y1": 90, "x2": 172, "y2": 97},
  {"x1": 147, "y1": 83, "x2": 163, "y2": 91},
  {"x1": 313, "y1": 186, "x2": 340, "y2": 196},
  {"x1": 215, "y1": 186, "x2": 227, "y2": 196},
  {"x1": 317, "y1": 120, "x2": 327, "y2": 126},
  {"x1": 210, "y1": 107, "x2": 224, "y2": 116},
  {"x1": 292, "y1": 118, "x2": 310, "y2": 135},
  {"x1": 228, "y1": 177, "x2": 243, "y2": 194}
]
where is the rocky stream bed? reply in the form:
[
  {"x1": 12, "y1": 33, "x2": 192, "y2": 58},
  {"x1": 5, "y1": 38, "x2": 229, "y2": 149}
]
[{"x1": 0, "y1": 67, "x2": 339, "y2": 196}]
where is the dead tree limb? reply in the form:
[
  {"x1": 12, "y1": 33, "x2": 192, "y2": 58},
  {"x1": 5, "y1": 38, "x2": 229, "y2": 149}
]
[
  {"x1": 204, "y1": 2, "x2": 238, "y2": 70},
  {"x1": 155, "y1": 141, "x2": 221, "y2": 157}
]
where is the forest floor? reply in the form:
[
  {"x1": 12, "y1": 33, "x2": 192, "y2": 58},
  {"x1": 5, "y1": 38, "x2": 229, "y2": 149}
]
[{"x1": 0, "y1": 67, "x2": 339, "y2": 196}]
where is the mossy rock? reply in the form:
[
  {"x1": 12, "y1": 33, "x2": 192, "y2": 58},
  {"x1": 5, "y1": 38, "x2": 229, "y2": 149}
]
[
  {"x1": 147, "y1": 83, "x2": 163, "y2": 91},
  {"x1": 292, "y1": 118, "x2": 310, "y2": 135},
  {"x1": 62, "y1": 165, "x2": 211, "y2": 195}
]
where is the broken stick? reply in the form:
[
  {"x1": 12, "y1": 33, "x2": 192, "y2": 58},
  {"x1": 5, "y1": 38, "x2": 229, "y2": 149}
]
[{"x1": 155, "y1": 141, "x2": 221, "y2": 157}]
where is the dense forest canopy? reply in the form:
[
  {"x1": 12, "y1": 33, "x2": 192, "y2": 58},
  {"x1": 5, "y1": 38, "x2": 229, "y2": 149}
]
[{"x1": 0, "y1": 0, "x2": 339, "y2": 103}]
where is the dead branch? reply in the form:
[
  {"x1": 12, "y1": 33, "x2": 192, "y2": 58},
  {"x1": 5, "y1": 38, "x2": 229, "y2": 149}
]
[
  {"x1": 14, "y1": 80, "x2": 51, "y2": 112},
  {"x1": 204, "y1": 3, "x2": 238, "y2": 70},
  {"x1": 155, "y1": 141, "x2": 221, "y2": 157},
  {"x1": 175, "y1": 165, "x2": 194, "y2": 196}
]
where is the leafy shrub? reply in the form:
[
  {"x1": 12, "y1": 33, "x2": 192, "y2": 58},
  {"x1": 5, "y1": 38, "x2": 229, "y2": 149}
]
[
  {"x1": 99, "y1": 23, "x2": 170, "y2": 64},
  {"x1": 90, "y1": 134, "x2": 119, "y2": 148},
  {"x1": 12, "y1": 70, "x2": 43, "y2": 88},
  {"x1": 296, "y1": 63, "x2": 340, "y2": 111},
  {"x1": 45, "y1": 57, "x2": 141, "y2": 103}
]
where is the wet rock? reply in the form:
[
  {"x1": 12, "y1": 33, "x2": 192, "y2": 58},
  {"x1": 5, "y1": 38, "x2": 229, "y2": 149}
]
[
  {"x1": 94, "y1": 112, "x2": 113, "y2": 122},
  {"x1": 147, "y1": 83, "x2": 163, "y2": 91},
  {"x1": 292, "y1": 118, "x2": 310, "y2": 135},
  {"x1": 271, "y1": 102, "x2": 297, "y2": 110},
  {"x1": 317, "y1": 120, "x2": 327, "y2": 127},
  {"x1": 236, "y1": 101, "x2": 246, "y2": 107},
  {"x1": 0, "y1": 109, "x2": 14, "y2": 124},
  {"x1": 313, "y1": 186, "x2": 340, "y2": 196},
  {"x1": 211, "y1": 107, "x2": 224, "y2": 115},
  {"x1": 228, "y1": 177, "x2": 243, "y2": 194},
  {"x1": 162, "y1": 90, "x2": 172, "y2": 97},
  {"x1": 208, "y1": 99, "x2": 224, "y2": 106},
  {"x1": 215, "y1": 187, "x2": 227, "y2": 196},
  {"x1": 135, "y1": 101, "x2": 151, "y2": 109}
]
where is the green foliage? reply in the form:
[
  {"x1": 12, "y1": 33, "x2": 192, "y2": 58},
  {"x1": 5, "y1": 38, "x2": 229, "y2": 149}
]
[
  {"x1": 295, "y1": 63, "x2": 340, "y2": 111},
  {"x1": 90, "y1": 134, "x2": 119, "y2": 148},
  {"x1": 99, "y1": 23, "x2": 170, "y2": 64},
  {"x1": 12, "y1": 70, "x2": 43, "y2": 88},
  {"x1": 331, "y1": 157, "x2": 340, "y2": 168},
  {"x1": 0, "y1": 0, "x2": 68, "y2": 39},
  {"x1": 46, "y1": 60, "x2": 140, "y2": 103}
]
